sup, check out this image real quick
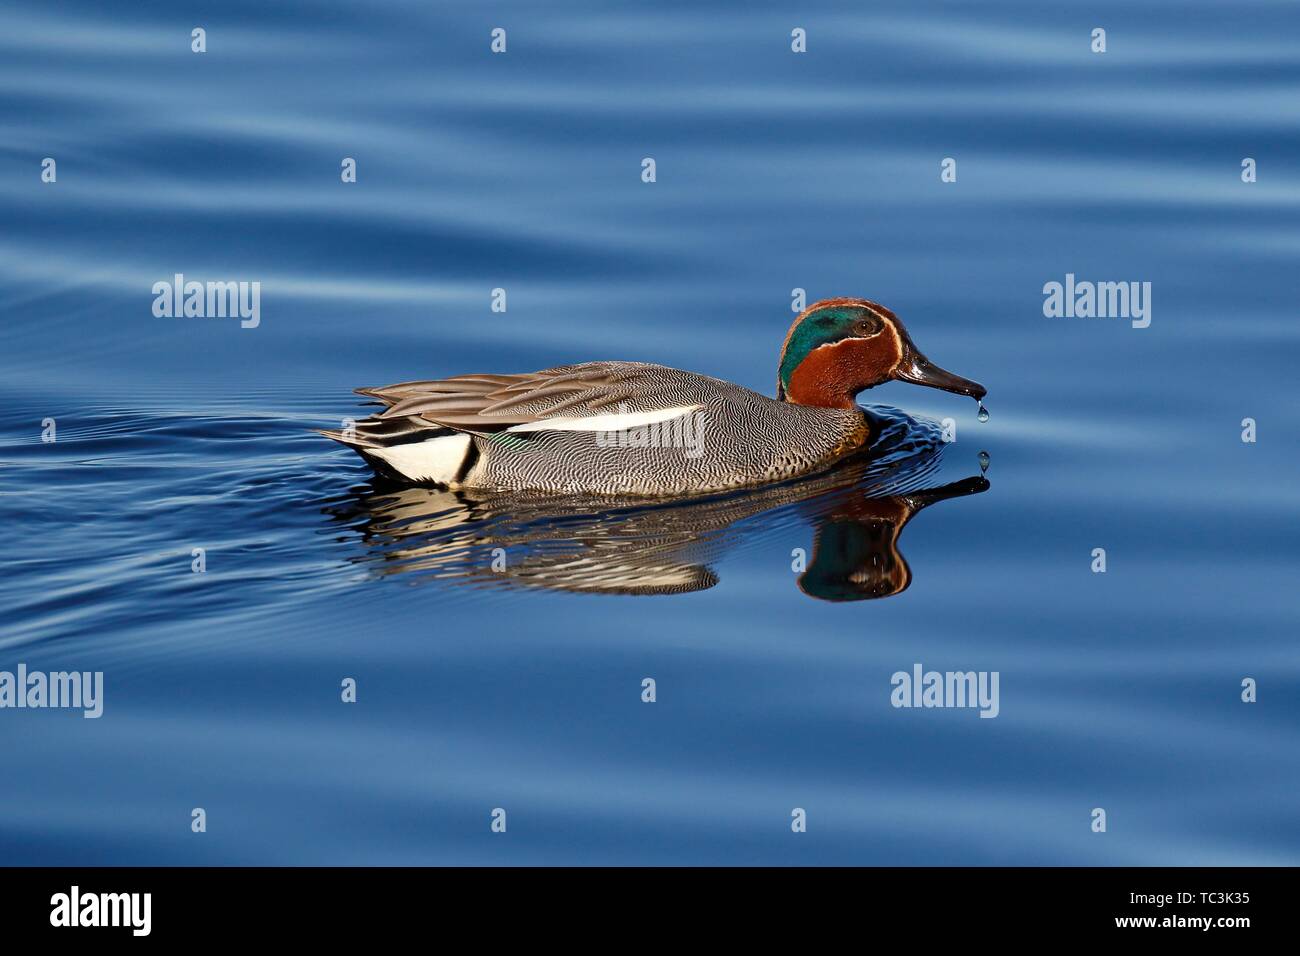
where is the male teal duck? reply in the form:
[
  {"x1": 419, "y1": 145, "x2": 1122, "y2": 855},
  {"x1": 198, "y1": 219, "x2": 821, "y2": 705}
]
[{"x1": 321, "y1": 297, "x2": 985, "y2": 495}]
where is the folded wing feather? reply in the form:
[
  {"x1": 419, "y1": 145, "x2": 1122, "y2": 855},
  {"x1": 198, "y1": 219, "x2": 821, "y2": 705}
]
[{"x1": 365, "y1": 362, "x2": 698, "y2": 433}]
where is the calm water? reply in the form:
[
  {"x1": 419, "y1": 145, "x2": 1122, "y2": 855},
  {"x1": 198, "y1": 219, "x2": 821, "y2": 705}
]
[{"x1": 2, "y1": 0, "x2": 1298, "y2": 865}]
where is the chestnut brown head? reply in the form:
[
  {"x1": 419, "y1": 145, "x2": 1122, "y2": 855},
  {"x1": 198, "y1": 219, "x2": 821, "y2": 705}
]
[{"x1": 776, "y1": 298, "x2": 986, "y2": 410}]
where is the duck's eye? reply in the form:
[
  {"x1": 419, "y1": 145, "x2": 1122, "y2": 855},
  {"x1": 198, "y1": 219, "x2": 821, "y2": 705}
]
[{"x1": 854, "y1": 317, "x2": 881, "y2": 336}]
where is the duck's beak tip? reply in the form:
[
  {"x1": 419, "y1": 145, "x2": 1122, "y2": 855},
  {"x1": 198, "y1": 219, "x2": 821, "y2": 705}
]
[{"x1": 896, "y1": 351, "x2": 986, "y2": 402}]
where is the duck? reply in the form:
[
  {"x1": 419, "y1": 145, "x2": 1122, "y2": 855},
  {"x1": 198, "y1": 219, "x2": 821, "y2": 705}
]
[{"x1": 320, "y1": 297, "x2": 986, "y2": 496}]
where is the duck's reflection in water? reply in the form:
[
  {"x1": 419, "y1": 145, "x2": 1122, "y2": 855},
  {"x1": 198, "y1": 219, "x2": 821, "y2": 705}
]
[
  {"x1": 792, "y1": 475, "x2": 986, "y2": 600},
  {"x1": 326, "y1": 440, "x2": 988, "y2": 602}
]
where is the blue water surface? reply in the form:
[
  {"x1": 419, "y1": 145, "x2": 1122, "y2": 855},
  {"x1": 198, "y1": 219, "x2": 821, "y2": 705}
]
[{"x1": 1, "y1": 0, "x2": 1298, "y2": 865}]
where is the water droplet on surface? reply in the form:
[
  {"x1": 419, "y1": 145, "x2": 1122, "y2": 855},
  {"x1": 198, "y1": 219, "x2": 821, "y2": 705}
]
[
  {"x1": 977, "y1": 402, "x2": 989, "y2": 423},
  {"x1": 978, "y1": 450, "x2": 990, "y2": 473}
]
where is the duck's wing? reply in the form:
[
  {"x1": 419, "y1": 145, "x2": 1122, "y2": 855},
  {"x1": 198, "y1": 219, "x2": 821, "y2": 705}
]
[{"x1": 363, "y1": 362, "x2": 705, "y2": 433}]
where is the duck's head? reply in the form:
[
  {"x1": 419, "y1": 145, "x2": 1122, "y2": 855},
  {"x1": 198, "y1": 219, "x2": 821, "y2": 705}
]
[{"x1": 776, "y1": 297, "x2": 986, "y2": 409}]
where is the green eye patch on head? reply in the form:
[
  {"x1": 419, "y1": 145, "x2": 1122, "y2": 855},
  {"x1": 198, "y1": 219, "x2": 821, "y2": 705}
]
[{"x1": 778, "y1": 305, "x2": 884, "y2": 397}]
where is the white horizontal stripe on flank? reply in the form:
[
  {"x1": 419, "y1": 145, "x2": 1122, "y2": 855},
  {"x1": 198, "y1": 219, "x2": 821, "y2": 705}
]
[{"x1": 505, "y1": 404, "x2": 702, "y2": 434}]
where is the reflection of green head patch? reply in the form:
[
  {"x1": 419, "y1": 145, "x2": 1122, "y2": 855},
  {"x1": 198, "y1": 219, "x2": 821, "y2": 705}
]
[{"x1": 778, "y1": 305, "x2": 883, "y2": 396}]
